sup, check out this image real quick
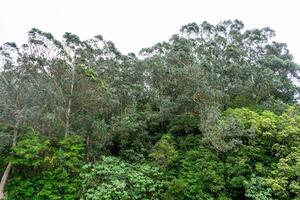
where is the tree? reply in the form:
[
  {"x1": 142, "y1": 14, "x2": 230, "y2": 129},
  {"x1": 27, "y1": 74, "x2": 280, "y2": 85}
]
[
  {"x1": 80, "y1": 156, "x2": 166, "y2": 200},
  {"x1": 244, "y1": 175, "x2": 272, "y2": 200},
  {"x1": 0, "y1": 42, "x2": 40, "y2": 199},
  {"x1": 149, "y1": 134, "x2": 178, "y2": 168},
  {"x1": 6, "y1": 134, "x2": 84, "y2": 200},
  {"x1": 141, "y1": 20, "x2": 300, "y2": 111},
  {"x1": 0, "y1": 20, "x2": 299, "y2": 199}
]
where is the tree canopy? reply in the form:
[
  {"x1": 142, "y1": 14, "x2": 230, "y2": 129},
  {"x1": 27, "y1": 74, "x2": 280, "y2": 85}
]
[{"x1": 0, "y1": 20, "x2": 299, "y2": 199}]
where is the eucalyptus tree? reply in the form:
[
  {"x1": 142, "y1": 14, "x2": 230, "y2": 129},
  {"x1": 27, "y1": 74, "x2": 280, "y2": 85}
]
[
  {"x1": 142, "y1": 20, "x2": 299, "y2": 109},
  {"x1": 140, "y1": 20, "x2": 300, "y2": 152},
  {"x1": 0, "y1": 30, "x2": 122, "y2": 195},
  {"x1": 21, "y1": 29, "x2": 119, "y2": 138},
  {"x1": 0, "y1": 42, "x2": 41, "y2": 199},
  {"x1": 180, "y1": 20, "x2": 300, "y2": 106},
  {"x1": 23, "y1": 28, "x2": 84, "y2": 137}
]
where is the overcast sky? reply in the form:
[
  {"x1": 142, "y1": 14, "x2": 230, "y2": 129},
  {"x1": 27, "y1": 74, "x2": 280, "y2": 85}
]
[{"x1": 1, "y1": 0, "x2": 300, "y2": 63}]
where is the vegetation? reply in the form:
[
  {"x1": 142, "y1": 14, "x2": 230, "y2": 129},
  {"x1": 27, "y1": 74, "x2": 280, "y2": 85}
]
[{"x1": 0, "y1": 20, "x2": 299, "y2": 199}]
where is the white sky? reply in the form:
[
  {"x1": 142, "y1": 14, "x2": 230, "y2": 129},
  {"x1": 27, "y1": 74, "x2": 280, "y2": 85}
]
[{"x1": 1, "y1": 0, "x2": 300, "y2": 63}]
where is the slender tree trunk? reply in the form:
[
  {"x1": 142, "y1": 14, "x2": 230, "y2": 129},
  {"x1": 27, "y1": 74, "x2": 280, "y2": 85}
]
[
  {"x1": 0, "y1": 114, "x2": 20, "y2": 199},
  {"x1": 65, "y1": 97, "x2": 72, "y2": 137},
  {"x1": 12, "y1": 116, "x2": 20, "y2": 147},
  {"x1": 0, "y1": 163, "x2": 12, "y2": 199},
  {"x1": 65, "y1": 62, "x2": 75, "y2": 138},
  {"x1": 85, "y1": 135, "x2": 90, "y2": 161}
]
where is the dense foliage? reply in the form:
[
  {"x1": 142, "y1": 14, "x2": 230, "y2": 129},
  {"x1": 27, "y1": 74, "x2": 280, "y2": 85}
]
[{"x1": 0, "y1": 20, "x2": 299, "y2": 199}]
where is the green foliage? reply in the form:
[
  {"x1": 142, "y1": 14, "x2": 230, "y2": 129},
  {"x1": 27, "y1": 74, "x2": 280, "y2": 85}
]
[
  {"x1": 162, "y1": 179, "x2": 186, "y2": 200},
  {"x1": 168, "y1": 113, "x2": 200, "y2": 136},
  {"x1": 7, "y1": 169, "x2": 78, "y2": 200},
  {"x1": 244, "y1": 175, "x2": 272, "y2": 200},
  {"x1": 110, "y1": 106, "x2": 151, "y2": 162},
  {"x1": 257, "y1": 97, "x2": 290, "y2": 115},
  {"x1": 79, "y1": 65, "x2": 109, "y2": 91},
  {"x1": 6, "y1": 135, "x2": 84, "y2": 199},
  {"x1": 0, "y1": 124, "x2": 11, "y2": 153},
  {"x1": 163, "y1": 107, "x2": 300, "y2": 199},
  {"x1": 267, "y1": 149, "x2": 300, "y2": 199},
  {"x1": 9, "y1": 130, "x2": 49, "y2": 167},
  {"x1": 149, "y1": 134, "x2": 178, "y2": 168},
  {"x1": 1, "y1": 20, "x2": 300, "y2": 200},
  {"x1": 53, "y1": 135, "x2": 84, "y2": 171},
  {"x1": 80, "y1": 156, "x2": 167, "y2": 200},
  {"x1": 164, "y1": 145, "x2": 229, "y2": 199}
]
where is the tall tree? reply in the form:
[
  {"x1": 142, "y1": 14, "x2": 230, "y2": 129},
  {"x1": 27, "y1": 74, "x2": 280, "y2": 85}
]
[{"x1": 0, "y1": 42, "x2": 37, "y2": 199}]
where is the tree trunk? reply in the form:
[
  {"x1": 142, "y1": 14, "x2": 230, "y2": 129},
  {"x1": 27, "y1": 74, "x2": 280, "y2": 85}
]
[
  {"x1": 12, "y1": 115, "x2": 20, "y2": 147},
  {"x1": 0, "y1": 114, "x2": 20, "y2": 199},
  {"x1": 85, "y1": 135, "x2": 90, "y2": 161},
  {"x1": 0, "y1": 163, "x2": 12, "y2": 199},
  {"x1": 65, "y1": 97, "x2": 72, "y2": 137},
  {"x1": 65, "y1": 61, "x2": 75, "y2": 138}
]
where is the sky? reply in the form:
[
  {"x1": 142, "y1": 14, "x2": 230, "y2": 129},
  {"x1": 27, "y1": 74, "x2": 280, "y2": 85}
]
[{"x1": 1, "y1": 0, "x2": 300, "y2": 63}]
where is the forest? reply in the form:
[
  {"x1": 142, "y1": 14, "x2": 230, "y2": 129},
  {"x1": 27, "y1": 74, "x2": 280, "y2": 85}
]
[{"x1": 0, "y1": 20, "x2": 300, "y2": 199}]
